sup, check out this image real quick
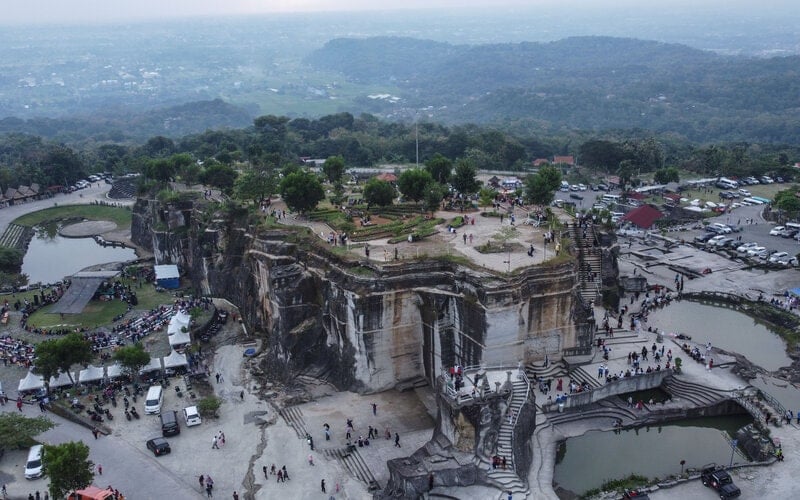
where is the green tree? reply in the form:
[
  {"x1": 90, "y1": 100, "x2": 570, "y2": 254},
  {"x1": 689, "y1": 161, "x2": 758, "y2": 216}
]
[
  {"x1": 200, "y1": 162, "x2": 239, "y2": 193},
  {"x1": 424, "y1": 153, "x2": 453, "y2": 184},
  {"x1": 424, "y1": 182, "x2": 447, "y2": 212},
  {"x1": 617, "y1": 160, "x2": 637, "y2": 193},
  {"x1": 524, "y1": 165, "x2": 562, "y2": 206},
  {"x1": 450, "y1": 159, "x2": 480, "y2": 194},
  {"x1": 279, "y1": 170, "x2": 325, "y2": 213},
  {"x1": 397, "y1": 168, "x2": 433, "y2": 202},
  {"x1": 321, "y1": 155, "x2": 346, "y2": 184},
  {"x1": 363, "y1": 179, "x2": 395, "y2": 207},
  {"x1": 234, "y1": 169, "x2": 278, "y2": 203},
  {"x1": 44, "y1": 441, "x2": 94, "y2": 499},
  {"x1": 198, "y1": 396, "x2": 222, "y2": 418},
  {"x1": 145, "y1": 158, "x2": 176, "y2": 183},
  {"x1": 0, "y1": 247, "x2": 23, "y2": 273},
  {"x1": 653, "y1": 167, "x2": 680, "y2": 184},
  {"x1": 774, "y1": 188, "x2": 800, "y2": 217},
  {"x1": 0, "y1": 413, "x2": 55, "y2": 450},
  {"x1": 478, "y1": 188, "x2": 497, "y2": 210},
  {"x1": 112, "y1": 343, "x2": 151, "y2": 381},
  {"x1": 35, "y1": 333, "x2": 93, "y2": 387}
]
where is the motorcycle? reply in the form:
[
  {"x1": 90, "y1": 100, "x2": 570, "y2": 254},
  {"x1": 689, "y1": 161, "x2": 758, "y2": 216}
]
[
  {"x1": 130, "y1": 407, "x2": 140, "y2": 419},
  {"x1": 123, "y1": 397, "x2": 129, "y2": 409},
  {"x1": 110, "y1": 396, "x2": 117, "y2": 407},
  {"x1": 104, "y1": 408, "x2": 114, "y2": 421},
  {"x1": 71, "y1": 401, "x2": 86, "y2": 411},
  {"x1": 125, "y1": 409, "x2": 132, "y2": 421},
  {"x1": 131, "y1": 394, "x2": 137, "y2": 403},
  {"x1": 88, "y1": 412, "x2": 104, "y2": 422}
]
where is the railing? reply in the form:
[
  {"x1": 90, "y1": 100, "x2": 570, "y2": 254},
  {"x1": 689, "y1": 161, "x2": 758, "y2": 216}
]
[
  {"x1": 732, "y1": 392, "x2": 767, "y2": 427},
  {"x1": 756, "y1": 388, "x2": 788, "y2": 422}
]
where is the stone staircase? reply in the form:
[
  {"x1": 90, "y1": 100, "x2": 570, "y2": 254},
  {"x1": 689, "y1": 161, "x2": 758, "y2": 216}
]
[
  {"x1": 323, "y1": 447, "x2": 381, "y2": 491},
  {"x1": 526, "y1": 359, "x2": 568, "y2": 381},
  {"x1": 570, "y1": 223, "x2": 602, "y2": 303},
  {"x1": 662, "y1": 375, "x2": 733, "y2": 407},
  {"x1": 474, "y1": 378, "x2": 530, "y2": 495},
  {"x1": 568, "y1": 365, "x2": 603, "y2": 390},
  {"x1": 278, "y1": 405, "x2": 308, "y2": 439},
  {"x1": 0, "y1": 223, "x2": 31, "y2": 249},
  {"x1": 547, "y1": 398, "x2": 639, "y2": 427}
]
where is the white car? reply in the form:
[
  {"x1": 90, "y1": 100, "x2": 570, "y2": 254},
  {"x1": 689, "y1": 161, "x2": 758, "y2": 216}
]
[
  {"x1": 770, "y1": 226, "x2": 785, "y2": 236},
  {"x1": 769, "y1": 252, "x2": 790, "y2": 263},
  {"x1": 182, "y1": 405, "x2": 202, "y2": 427},
  {"x1": 577, "y1": 183, "x2": 587, "y2": 191},
  {"x1": 736, "y1": 242, "x2": 759, "y2": 253},
  {"x1": 746, "y1": 246, "x2": 766, "y2": 257},
  {"x1": 711, "y1": 223, "x2": 732, "y2": 234},
  {"x1": 738, "y1": 189, "x2": 751, "y2": 197}
]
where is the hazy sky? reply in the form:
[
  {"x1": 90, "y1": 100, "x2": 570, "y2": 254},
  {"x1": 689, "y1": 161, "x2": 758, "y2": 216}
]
[{"x1": 5, "y1": 0, "x2": 541, "y2": 24}]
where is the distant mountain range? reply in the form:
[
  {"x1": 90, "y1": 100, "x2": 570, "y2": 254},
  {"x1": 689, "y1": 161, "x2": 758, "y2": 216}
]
[{"x1": 306, "y1": 36, "x2": 800, "y2": 144}]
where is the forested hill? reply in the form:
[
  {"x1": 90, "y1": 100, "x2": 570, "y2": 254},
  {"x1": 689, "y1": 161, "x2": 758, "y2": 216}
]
[{"x1": 307, "y1": 36, "x2": 800, "y2": 144}]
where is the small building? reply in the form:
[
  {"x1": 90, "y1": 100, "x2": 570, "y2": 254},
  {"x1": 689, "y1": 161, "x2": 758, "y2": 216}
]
[
  {"x1": 154, "y1": 265, "x2": 180, "y2": 289},
  {"x1": 552, "y1": 155, "x2": 575, "y2": 166},
  {"x1": 375, "y1": 172, "x2": 398, "y2": 183},
  {"x1": 621, "y1": 205, "x2": 663, "y2": 229}
]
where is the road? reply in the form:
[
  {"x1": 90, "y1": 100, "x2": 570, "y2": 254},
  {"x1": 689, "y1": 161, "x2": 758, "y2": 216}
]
[
  {"x1": 1, "y1": 403, "x2": 201, "y2": 500},
  {"x1": 0, "y1": 183, "x2": 127, "y2": 239}
]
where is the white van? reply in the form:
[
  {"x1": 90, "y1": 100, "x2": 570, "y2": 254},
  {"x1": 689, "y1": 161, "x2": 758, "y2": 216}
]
[
  {"x1": 25, "y1": 444, "x2": 44, "y2": 479},
  {"x1": 144, "y1": 385, "x2": 164, "y2": 414},
  {"x1": 602, "y1": 194, "x2": 621, "y2": 204}
]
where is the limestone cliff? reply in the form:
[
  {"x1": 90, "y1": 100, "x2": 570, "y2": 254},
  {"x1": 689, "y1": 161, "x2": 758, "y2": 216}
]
[{"x1": 132, "y1": 198, "x2": 586, "y2": 393}]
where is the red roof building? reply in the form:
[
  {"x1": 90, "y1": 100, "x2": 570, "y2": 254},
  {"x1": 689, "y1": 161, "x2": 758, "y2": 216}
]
[
  {"x1": 621, "y1": 205, "x2": 663, "y2": 229},
  {"x1": 375, "y1": 172, "x2": 397, "y2": 182},
  {"x1": 532, "y1": 158, "x2": 549, "y2": 167},
  {"x1": 552, "y1": 155, "x2": 575, "y2": 166}
]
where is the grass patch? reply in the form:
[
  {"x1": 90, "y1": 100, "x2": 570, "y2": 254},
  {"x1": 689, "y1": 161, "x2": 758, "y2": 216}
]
[
  {"x1": 27, "y1": 300, "x2": 128, "y2": 330},
  {"x1": 13, "y1": 205, "x2": 132, "y2": 229},
  {"x1": 582, "y1": 474, "x2": 651, "y2": 498}
]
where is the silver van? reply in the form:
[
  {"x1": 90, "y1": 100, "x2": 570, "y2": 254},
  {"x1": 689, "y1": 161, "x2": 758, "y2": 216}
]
[{"x1": 144, "y1": 385, "x2": 164, "y2": 414}]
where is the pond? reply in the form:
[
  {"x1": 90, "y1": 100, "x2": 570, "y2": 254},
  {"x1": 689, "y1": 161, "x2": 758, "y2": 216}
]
[
  {"x1": 21, "y1": 232, "x2": 137, "y2": 284},
  {"x1": 553, "y1": 415, "x2": 752, "y2": 497},
  {"x1": 646, "y1": 300, "x2": 791, "y2": 371}
]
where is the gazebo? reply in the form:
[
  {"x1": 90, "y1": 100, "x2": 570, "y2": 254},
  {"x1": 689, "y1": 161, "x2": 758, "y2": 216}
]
[
  {"x1": 163, "y1": 350, "x2": 188, "y2": 370},
  {"x1": 106, "y1": 364, "x2": 124, "y2": 380},
  {"x1": 139, "y1": 357, "x2": 163, "y2": 375},
  {"x1": 49, "y1": 371, "x2": 76, "y2": 389}
]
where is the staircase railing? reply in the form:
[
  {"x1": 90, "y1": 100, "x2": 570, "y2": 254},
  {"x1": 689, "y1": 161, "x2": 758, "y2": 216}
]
[{"x1": 510, "y1": 369, "x2": 531, "y2": 474}]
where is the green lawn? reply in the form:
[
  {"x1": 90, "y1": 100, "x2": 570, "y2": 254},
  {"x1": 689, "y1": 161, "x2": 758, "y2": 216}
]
[
  {"x1": 27, "y1": 300, "x2": 128, "y2": 330},
  {"x1": 13, "y1": 205, "x2": 132, "y2": 229}
]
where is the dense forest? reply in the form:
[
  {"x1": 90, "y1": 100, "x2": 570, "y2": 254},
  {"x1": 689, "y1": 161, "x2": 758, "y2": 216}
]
[
  {"x1": 1, "y1": 112, "x2": 798, "y2": 193},
  {"x1": 307, "y1": 36, "x2": 800, "y2": 144}
]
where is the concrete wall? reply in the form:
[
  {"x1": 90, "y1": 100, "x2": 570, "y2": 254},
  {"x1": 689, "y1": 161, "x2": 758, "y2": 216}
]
[{"x1": 542, "y1": 370, "x2": 670, "y2": 412}]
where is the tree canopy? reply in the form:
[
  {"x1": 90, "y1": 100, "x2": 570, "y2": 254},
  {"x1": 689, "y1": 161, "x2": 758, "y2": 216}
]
[
  {"x1": 234, "y1": 169, "x2": 279, "y2": 203},
  {"x1": 363, "y1": 178, "x2": 395, "y2": 207},
  {"x1": 397, "y1": 168, "x2": 434, "y2": 202},
  {"x1": 424, "y1": 153, "x2": 453, "y2": 184},
  {"x1": 35, "y1": 333, "x2": 93, "y2": 386},
  {"x1": 279, "y1": 170, "x2": 325, "y2": 213},
  {"x1": 44, "y1": 441, "x2": 94, "y2": 499},
  {"x1": 424, "y1": 182, "x2": 447, "y2": 212},
  {"x1": 321, "y1": 155, "x2": 346, "y2": 184},
  {"x1": 0, "y1": 413, "x2": 55, "y2": 450},
  {"x1": 199, "y1": 161, "x2": 238, "y2": 193},
  {"x1": 450, "y1": 159, "x2": 480, "y2": 194},
  {"x1": 112, "y1": 343, "x2": 151, "y2": 380},
  {"x1": 524, "y1": 165, "x2": 562, "y2": 206},
  {"x1": 653, "y1": 167, "x2": 680, "y2": 184},
  {"x1": 774, "y1": 187, "x2": 800, "y2": 217}
]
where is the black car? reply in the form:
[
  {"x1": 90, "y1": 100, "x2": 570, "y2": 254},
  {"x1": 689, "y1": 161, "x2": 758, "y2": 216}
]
[
  {"x1": 569, "y1": 193, "x2": 584, "y2": 200},
  {"x1": 146, "y1": 437, "x2": 171, "y2": 456},
  {"x1": 701, "y1": 465, "x2": 741, "y2": 499}
]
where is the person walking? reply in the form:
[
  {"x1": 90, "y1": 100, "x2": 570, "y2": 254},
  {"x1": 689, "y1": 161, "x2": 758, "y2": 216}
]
[
  {"x1": 205, "y1": 484, "x2": 213, "y2": 498},
  {"x1": 199, "y1": 475, "x2": 205, "y2": 490},
  {"x1": 212, "y1": 436, "x2": 219, "y2": 449},
  {"x1": 91, "y1": 427, "x2": 99, "y2": 439},
  {"x1": 394, "y1": 432, "x2": 401, "y2": 447},
  {"x1": 321, "y1": 479, "x2": 326, "y2": 493},
  {"x1": 282, "y1": 466, "x2": 290, "y2": 480},
  {"x1": 232, "y1": 492, "x2": 239, "y2": 500},
  {"x1": 97, "y1": 464, "x2": 102, "y2": 475},
  {"x1": 277, "y1": 470, "x2": 283, "y2": 482},
  {"x1": 372, "y1": 403, "x2": 377, "y2": 416},
  {"x1": 262, "y1": 465, "x2": 268, "y2": 479}
]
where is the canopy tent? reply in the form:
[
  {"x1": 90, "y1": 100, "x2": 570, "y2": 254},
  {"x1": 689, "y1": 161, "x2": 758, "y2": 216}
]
[
  {"x1": 139, "y1": 357, "x2": 163, "y2": 374},
  {"x1": 168, "y1": 329, "x2": 190, "y2": 348},
  {"x1": 106, "y1": 364, "x2": 124, "y2": 379},
  {"x1": 162, "y1": 350, "x2": 188, "y2": 369},
  {"x1": 172, "y1": 311, "x2": 191, "y2": 326},
  {"x1": 49, "y1": 371, "x2": 75, "y2": 388},
  {"x1": 18, "y1": 371, "x2": 44, "y2": 392},
  {"x1": 79, "y1": 365, "x2": 105, "y2": 383},
  {"x1": 167, "y1": 321, "x2": 185, "y2": 336},
  {"x1": 788, "y1": 287, "x2": 800, "y2": 298}
]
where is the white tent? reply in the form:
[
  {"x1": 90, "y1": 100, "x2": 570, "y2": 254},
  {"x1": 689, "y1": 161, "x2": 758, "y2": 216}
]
[
  {"x1": 162, "y1": 350, "x2": 188, "y2": 369},
  {"x1": 106, "y1": 364, "x2": 124, "y2": 379},
  {"x1": 139, "y1": 357, "x2": 163, "y2": 374},
  {"x1": 18, "y1": 371, "x2": 44, "y2": 392},
  {"x1": 79, "y1": 365, "x2": 105, "y2": 383},
  {"x1": 168, "y1": 321, "x2": 186, "y2": 336},
  {"x1": 173, "y1": 311, "x2": 191, "y2": 326},
  {"x1": 168, "y1": 329, "x2": 191, "y2": 348},
  {"x1": 49, "y1": 371, "x2": 75, "y2": 388}
]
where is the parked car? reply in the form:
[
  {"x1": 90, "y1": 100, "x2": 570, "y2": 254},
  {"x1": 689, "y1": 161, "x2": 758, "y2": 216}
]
[
  {"x1": 146, "y1": 437, "x2": 171, "y2": 456},
  {"x1": 569, "y1": 193, "x2": 584, "y2": 200},
  {"x1": 711, "y1": 237, "x2": 734, "y2": 248},
  {"x1": 736, "y1": 242, "x2": 759, "y2": 253},
  {"x1": 738, "y1": 188, "x2": 751, "y2": 197},
  {"x1": 596, "y1": 184, "x2": 608, "y2": 191},
  {"x1": 183, "y1": 406, "x2": 202, "y2": 427},
  {"x1": 745, "y1": 246, "x2": 766, "y2": 257},
  {"x1": 701, "y1": 465, "x2": 741, "y2": 499},
  {"x1": 780, "y1": 229, "x2": 798, "y2": 238},
  {"x1": 769, "y1": 252, "x2": 790, "y2": 263},
  {"x1": 760, "y1": 176, "x2": 774, "y2": 184},
  {"x1": 776, "y1": 256, "x2": 799, "y2": 267},
  {"x1": 695, "y1": 233, "x2": 717, "y2": 244},
  {"x1": 770, "y1": 226, "x2": 786, "y2": 236},
  {"x1": 711, "y1": 223, "x2": 732, "y2": 234},
  {"x1": 577, "y1": 183, "x2": 587, "y2": 191}
]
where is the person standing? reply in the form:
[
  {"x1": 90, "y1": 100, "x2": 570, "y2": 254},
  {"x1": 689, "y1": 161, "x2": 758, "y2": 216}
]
[
  {"x1": 394, "y1": 433, "x2": 401, "y2": 447},
  {"x1": 372, "y1": 403, "x2": 377, "y2": 416},
  {"x1": 212, "y1": 436, "x2": 219, "y2": 449},
  {"x1": 199, "y1": 475, "x2": 205, "y2": 490},
  {"x1": 262, "y1": 465, "x2": 268, "y2": 479},
  {"x1": 321, "y1": 479, "x2": 326, "y2": 493},
  {"x1": 232, "y1": 492, "x2": 239, "y2": 500}
]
